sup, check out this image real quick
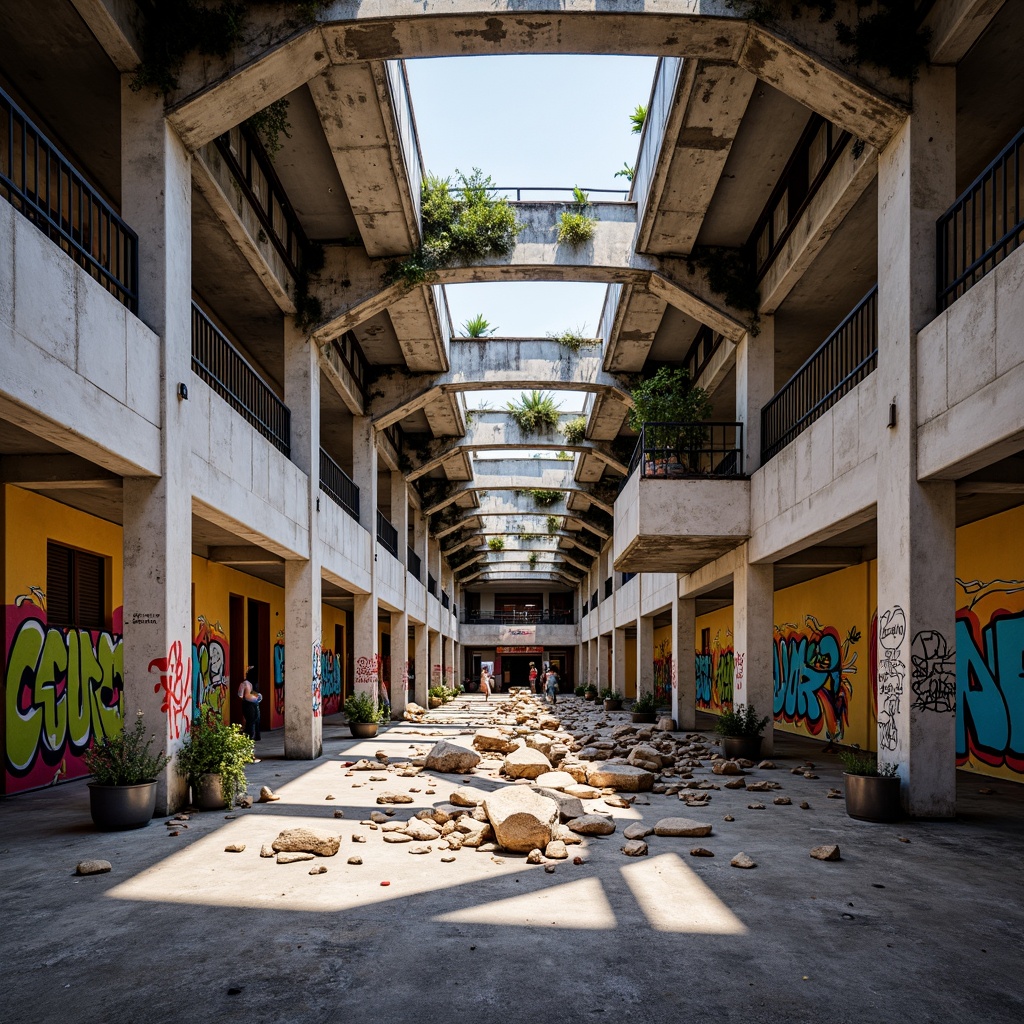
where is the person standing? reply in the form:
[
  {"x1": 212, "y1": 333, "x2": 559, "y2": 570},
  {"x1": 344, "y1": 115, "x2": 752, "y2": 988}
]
[
  {"x1": 545, "y1": 664, "x2": 558, "y2": 705},
  {"x1": 480, "y1": 666, "x2": 492, "y2": 701},
  {"x1": 528, "y1": 661, "x2": 539, "y2": 694},
  {"x1": 238, "y1": 664, "x2": 263, "y2": 747}
]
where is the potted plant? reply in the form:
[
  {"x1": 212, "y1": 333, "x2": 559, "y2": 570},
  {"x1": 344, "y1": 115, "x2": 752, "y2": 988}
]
[
  {"x1": 176, "y1": 713, "x2": 254, "y2": 810},
  {"x1": 714, "y1": 704, "x2": 770, "y2": 760},
  {"x1": 84, "y1": 711, "x2": 171, "y2": 830},
  {"x1": 840, "y1": 750, "x2": 902, "y2": 822},
  {"x1": 344, "y1": 692, "x2": 388, "y2": 737},
  {"x1": 574, "y1": 684, "x2": 588, "y2": 698},
  {"x1": 583, "y1": 683, "x2": 598, "y2": 702},
  {"x1": 631, "y1": 692, "x2": 659, "y2": 723},
  {"x1": 628, "y1": 367, "x2": 712, "y2": 476},
  {"x1": 601, "y1": 687, "x2": 623, "y2": 712},
  {"x1": 427, "y1": 685, "x2": 446, "y2": 709}
]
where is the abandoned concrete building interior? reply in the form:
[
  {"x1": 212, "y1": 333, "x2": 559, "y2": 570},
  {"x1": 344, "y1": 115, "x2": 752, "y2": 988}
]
[{"x1": 2, "y1": 2, "x2": 1024, "y2": 1022}]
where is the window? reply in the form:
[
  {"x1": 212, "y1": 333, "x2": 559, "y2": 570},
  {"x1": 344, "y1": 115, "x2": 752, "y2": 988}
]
[{"x1": 46, "y1": 542, "x2": 105, "y2": 630}]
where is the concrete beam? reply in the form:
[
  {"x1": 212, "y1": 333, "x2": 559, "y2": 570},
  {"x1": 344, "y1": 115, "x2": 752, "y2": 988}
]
[
  {"x1": 208, "y1": 545, "x2": 285, "y2": 565},
  {"x1": 407, "y1": 412, "x2": 627, "y2": 480},
  {"x1": 166, "y1": 4, "x2": 907, "y2": 152},
  {"x1": 776, "y1": 547, "x2": 863, "y2": 569},
  {"x1": 925, "y1": 0, "x2": 1006, "y2": 64},
  {"x1": 433, "y1": 496, "x2": 612, "y2": 541},
  {"x1": 0, "y1": 454, "x2": 121, "y2": 489},
  {"x1": 460, "y1": 568, "x2": 581, "y2": 586},
  {"x1": 370, "y1": 339, "x2": 631, "y2": 431},
  {"x1": 70, "y1": 0, "x2": 143, "y2": 71}
]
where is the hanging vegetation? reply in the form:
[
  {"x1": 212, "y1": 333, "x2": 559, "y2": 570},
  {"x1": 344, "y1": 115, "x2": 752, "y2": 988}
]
[
  {"x1": 487, "y1": 537, "x2": 505, "y2": 551},
  {"x1": 546, "y1": 515, "x2": 561, "y2": 535},
  {"x1": 561, "y1": 415, "x2": 587, "y2": 445},
  {"x1": 628, "y1": 367, "x2": 712, "y2": 431},
  {"x1": 547, "y1": 327, "x2": 599, "y2": 352},
  {"x1": 529, "y1": 489, "x2": 563, "y2": 508},
  {"x1": 507, "y1": 391, "x2": 561, "y2": 434},
  {"x1": 558, "y1": 186, "x2": 596, "y2": 248},
  {"x1": 462, "y1": 314, "x2": 497, "y2": 337}
]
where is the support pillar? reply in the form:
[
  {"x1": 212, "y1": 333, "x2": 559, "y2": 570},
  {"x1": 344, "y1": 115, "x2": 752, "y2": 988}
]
[
  {"x1": 597, "y1": 635, "x2": 610, "y2": 692},
  {"x1": 429, "y1": 630, "x2": 441, "y2": 691},
  {"x1": 351, "y1": 417, "x2": 380, "y2": 705},
  {"x1": 390, "y1": 609, "x2": 409, "y2": 718},
  {"x1": 733, "y1": 547, "x2": 774, "y2": 755},
  {"x1": 578, "y1": 641, "x2": 589, "y2": 691},
  {"x1": 672, "y1": 594, "x2": 697, "y2": 730},
  {"x1": 443, "y1": 634, "x2": 454, "y2": 689},
  {"x1": 414, "y1": 623, "x2": 429, "y2": 706},
  {"x1": 283, "y1": 315, "x2": 322, "y2": 758},
  {"x1": 612, "y1": 627, "x2": 627, "y2": 697},
  {"x1": 877, "y1": 67, "x2": 957, "y2": 817},
  {"x1": 736, "y1": 315, "x2": 774, "y2": 474},
  {"x1": 120, "y1": 83, "x2": 192, "y2": 814},
  {"x1": 637, "y1": 616, "x2": 654, "y2": 700}
]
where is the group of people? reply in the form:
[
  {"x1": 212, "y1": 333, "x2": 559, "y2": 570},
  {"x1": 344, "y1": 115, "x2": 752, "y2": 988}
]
[{"x1": 478, "y1": 661, "x2": 559, "y2": 703}]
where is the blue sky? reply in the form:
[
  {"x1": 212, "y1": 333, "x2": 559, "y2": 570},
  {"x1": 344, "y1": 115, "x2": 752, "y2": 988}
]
[{"x1": 405, "y1": 54, "x2": 656, "y2": 411}]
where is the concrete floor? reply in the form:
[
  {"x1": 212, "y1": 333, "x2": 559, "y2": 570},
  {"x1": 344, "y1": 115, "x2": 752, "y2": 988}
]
[{"x1": 2, "y1": 696, "x2": 1023, "y2": 1024}]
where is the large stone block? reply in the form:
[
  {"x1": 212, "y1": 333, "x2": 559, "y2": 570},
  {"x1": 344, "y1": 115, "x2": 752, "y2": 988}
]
[{"x1": 483, "y1": 788, "x2": 558, "y2": 853}]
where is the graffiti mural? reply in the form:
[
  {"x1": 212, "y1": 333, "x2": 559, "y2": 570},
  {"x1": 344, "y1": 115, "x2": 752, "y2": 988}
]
[
  {"x1": 695, "y1": 631, "x2": 734, "y2": 710},
  {"x1": 192, "y1": 615, "x2": 228, "y2": 719},
  {"x1": 311, "y1": 640, "x2": 322, "y2": 717},
  {"x1": 320, "y1": 646, "x2": 343, "y2": 716},
  {"x1": 773, "y1": 616, "x2": 860, "y2": 743},
  {"x1": 5, "y1": 596, "x2": 124, "y2": 793},
  {"x1": 955, "y1": 577, "x2": 1024, "y2": 774},
  {"x1": 653, "y1": 638, "x2": 672, "y2": 703},
  {"x1": 355, "y1": 654, "x2": 380, "y2": 701},
  {"x1": 876, "y1": 605, "x2": 907, "y2": 752},
  {"x1": 150, "y1": 639, "x2": 191, "y2": 741}
]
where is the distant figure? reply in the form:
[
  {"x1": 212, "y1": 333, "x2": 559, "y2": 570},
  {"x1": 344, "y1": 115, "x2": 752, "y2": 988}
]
[
  {"x1": 238, "y1": 664, "x2": 262, "y2": 744},
  {"x1": 545, "y1": 665, "x2": 558, "y2": 705},
  {"x1": 528, "y1": 661, "x2": 539, "y2": 694},
  {"x1": 480, "y1": 666, "x2": 492, "y2": 701}
]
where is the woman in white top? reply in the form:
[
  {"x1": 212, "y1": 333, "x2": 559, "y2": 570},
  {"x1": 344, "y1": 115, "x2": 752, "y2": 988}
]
[{"x1": 479, "y1": 666, "x2": 492, "y2": 701}]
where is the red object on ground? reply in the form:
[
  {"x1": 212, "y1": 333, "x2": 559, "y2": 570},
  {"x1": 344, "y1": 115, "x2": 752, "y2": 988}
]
[{"x1": 380, "y1": 881, "x2": 390, "y2": 886}]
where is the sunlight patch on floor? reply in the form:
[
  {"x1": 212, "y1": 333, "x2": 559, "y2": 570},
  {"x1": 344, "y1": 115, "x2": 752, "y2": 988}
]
[
  {"x1": 621, "y1": 853, "x2": 747, "y2": 934},
  {"x1": 434, "y1": 876, "x2": 616, "y2": 929}
]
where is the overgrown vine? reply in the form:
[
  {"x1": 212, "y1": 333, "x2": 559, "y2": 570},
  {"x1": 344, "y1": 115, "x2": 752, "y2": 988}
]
[{"x1": 686, "y1": 245, "x2": 761, "y2": 335}]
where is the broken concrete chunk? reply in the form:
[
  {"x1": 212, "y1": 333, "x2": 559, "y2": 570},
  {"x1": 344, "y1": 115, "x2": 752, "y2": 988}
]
[
  {"x1": 75, "y1": 860, "x2": 111, "y2": 876},
  {"x1": 653, "y1": 817, "x2": 713, "y2": 838},
  {"x1": 272, "y1": 828, "x2": 340, "y2": 857},
  {"x1": 810, "y1": 844, "x2": 842, "y2": 862}
]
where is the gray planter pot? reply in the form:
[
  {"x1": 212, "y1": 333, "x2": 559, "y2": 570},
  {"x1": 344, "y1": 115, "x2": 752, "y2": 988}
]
[
  {"x1": 721, "y1": 735, "x2": 764, "y2": 761},
  {"x1": 89, "y1": 782, "x2": 157, "y2": 831},
  {"x1": 604, "y1": 699, "x2": 623, "y2": 712},
  {"x1": 193, "y1": 773, "x2": 227, "y2": 810},
  {"x1": 631, "y1": 712, "x2": 657, "y2": 724},
  {"x1": 349, "y1": 722, "x2": 379, "y2": 738},
  {"x1": 844, "y1": 772, "x2": 903, "y2": 822}
]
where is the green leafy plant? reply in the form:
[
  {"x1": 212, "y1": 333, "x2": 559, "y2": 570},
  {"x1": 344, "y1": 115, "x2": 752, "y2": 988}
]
[
  {"x1": 462, "y1": 314, "x2": 496, "y2": 337},
  {"x1": 528, "y1": 552, "x2": 539, "y2": 569},
  {"x1": 343, "y1": 692, "x2": 388, "y2": 724},
  {"x1": 547, "y1": 326, "x2": 598, "y2": 351},
  {"x1": 839, "y1": 749, "x2": 899, "y2": 777},
  {"x1": 385, "y1": 169, "x2": 520, "y2": 286},
  {"x1": 633, "y1": 692, "x2": 659, "y2": 715},
  {"x1": 630, "y1": 104, "x2": 647, "y2": 134},
  {"x1": 545, "y1": 515, "x2": 561, "y2": 534},
  {"x1": 715, "y1": 704, "x2": 770, "y2": 738},
  {"x1": 686, "y1": 246, "x2": 760, "y2": 329},
  {"x1": 584, "y1": 683, "x2": 598, "y2": 697},
  {"x1": 84, "y1": 711, "x2": 171, "y2": 786},
  {"x1": 529, "y1": 489, "x2": 562, "y2": 507},
  {"x1": 176, "y1": 713, "x2": 254, "y2": 808},
  {"x1": 558, "y1": 210, "x2": 596, "y2": 248},
  {"x1": 614, "y1": 162, "x2": 635, "y2": 182},
  {"x1": 555, "y1": 450, "x2": 573, "y2": 461},
  {"x1": 487, "y1": 536, "x2": 505, "y2": 551},
  {"x1": 562, "y1": 415, "x2": 587, "y2": 445},
  {"x1": 246, "y1": 98, "x2": 291, "y2": 157},
  {"x1": 507, "y1": 391, "x2": 561, "y2": 433},
  {"x1": 628, "y1": 367, "x2": 711, "y2": 432},
  {"x1": 574, "y1": 684, "x2": 588, "y2": 697},
  {"x1": 600, "y1": 687, "x2": 617, "y2": 701}
]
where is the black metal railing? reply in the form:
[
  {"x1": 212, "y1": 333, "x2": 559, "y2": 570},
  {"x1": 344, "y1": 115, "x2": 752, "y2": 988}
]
[
  {"x1": 376, "y1": 510, "x2": 399, "y2": 557},
  {"x1": 0, "y1": 85, "x2": 138, "y2": 311},
  {"x1": 682, "y1": 325, "x2": 723, "y2": 386},
  {"x1": 462, "y1": 609, "x2": 576, "y2": 625},
  {"x1": 590, "y1": 590, "x2": 598, "y2": 611},
  {"x1": 192, "y1": 303, "x2": 290, "y2": 456},
  {"x1": 214, "y1": 124, "x2": 307, "y2": 279},
  {"x1": 621, "y1": 572, "x2": 637, "y2": 586},
  {"x1": 581, "y1": 603, "x2": 588, "y2": 618},
  {"x1": 427, "y1": 574, "x2": 438, "y2": 598},
  {"x1": 938, "y1": 124, "x2": 1024, "y2": 310},
  {"x1": 491, "y1": 186, "x2": 629, "y2": 202},
  {"x1": 407, "y1": 546, "x2": 422, "y2": 581},
  {"x1": 604, "y1": 577, "x2": 613, "y2": 600},
  {"x1": 320, "y1": 448, "x2": 360, "y2": 522},
  {"x1": 626, "y1": 422, "x2": 744, "y2": 481},
  {"x1": 761, "y1": 287, "x2": 877, "y2": 463},
  {"x1": 329, "y1": 331, "x2": 370, "y2": 404},
  {"x1": 441, "y1": 590, "x2": 450, "y2": 610}
]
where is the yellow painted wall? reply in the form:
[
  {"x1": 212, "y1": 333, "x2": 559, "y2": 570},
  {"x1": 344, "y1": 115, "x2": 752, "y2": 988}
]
[
  {"x1": 653, "y1": 623, "x2": 672, "y2": 702},
  {"x1": 694, "y1": 605, "x2": 734, "y2": 712}
]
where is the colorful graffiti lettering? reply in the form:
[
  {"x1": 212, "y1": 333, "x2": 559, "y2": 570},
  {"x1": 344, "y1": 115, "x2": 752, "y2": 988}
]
[
  {"x1": 877, "y1": 605, "x2": 907, "y2": 752},
  {"x1": 653, "y1": 638, "x2": 672, "y2": 703},
  {"x1": 273, "y1": 633, "x2": 285, "y2": 716},
  {"x1": 5, "y1": 601, "x2": 123, "y2": 793},
  {"x1": 320, "y1": 647, "x2": 343, "y2": 716},
  {"x1": 192, "y1": 615, "x2": 228, "y2": 718},
  {"x1": 312, "y1": 640, "x2": 323, "y2": 717},
  {"x1": 695, "y1": 632, "x2": 734, "y2": 710},
  {"x1": 773, "y1": 616, "x2": 859, "y2": 742},
  {"x1": 355, "y1": 654, "x2": 380, "y2": 701},
  {"x1": 955, "y1": 577, "x2": 1024, "y2": 773},
  {"x1": 150, "y1": 639, "x2": 191, "y2": 740}
]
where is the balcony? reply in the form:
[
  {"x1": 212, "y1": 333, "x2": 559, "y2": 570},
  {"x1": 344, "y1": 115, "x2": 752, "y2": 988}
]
[
  {"x1": 761, "y1": 287, "x2": 877, "y2": 463},
  {"x1": 319, "y1": 449, "x2": 360, "y2": 522},
  {"x1": 376, "y1": 510, "x2": 399, "y2": 558},
  {"x1": 407, "y1": 546, "x2": 422, "y2": 581},
  {"x1": 461, "y1": 610, "x2": 576, "y2": 626},
  {"x1": 441, "y1": 590, "x2": 450, "y2": 610},
  {"x1": 1, "y1": 84, "x2": 137, "y2": 311},
  {"x1": 191, "y1": 303, "x2": 290, "y2": 456},
  {"x1": 427, "y1": 574, "x2": 438, "y2": 599},
  {"x1": 613, "y1": 422, "x2": 748, "y2": 573}
]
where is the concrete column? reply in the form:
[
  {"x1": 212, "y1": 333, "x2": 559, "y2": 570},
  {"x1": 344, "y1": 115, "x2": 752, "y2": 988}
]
[
  {"x1": 876, "y1": 67, "x2": 957, "y2": 817},
  {"x1": 352, "y1": 592, "x2": 379, "y2": 703},
  {"x1": 429, "y1": 630, "x2": 442, "y2": 691},
  {"x1": 672, "y1": 595, "x2": 697, "y2": 730},
  {"x1": 120, "y1": 83, "x2": 192, "y2": 814},
  {"x1": 283, "y1": 315, "x2": 322, "y2": 758},
  {"x1": 595, "y1": 637, "x2": 606, "y2": 690},
  {"x1": 414, "y1": 509, "x2": 427, "y2": 588},
  {"x1": 392, "y1": 471, "x2": 409, "y2": 568},
  {"x1": 612, "y1": 627, "x2": 627, "y2": 697},
  {"x1": 413, "y1": 623, "x2": 429, "y2": 706},
  {"x1": 578, "y1": 641, "x2": 589, "y2": 691},
  {"x1": 352, "y1": 417, "x2": 377, "y2": 534},
  {"x1": 733, "y1": 547, "x2": 775, "y2": 755},
  {"x1": 389, "y1": 609, "x2": 409, "y2": 718},
  {"x1": 735, "y1": 315, "x2": 774, "y2": 474},
  {"x1": 443, "y1": 634, "x2": 455, "y2": 688},
  {"x1": 637, "y1": 616, "x2": 654, "y2": 700}
]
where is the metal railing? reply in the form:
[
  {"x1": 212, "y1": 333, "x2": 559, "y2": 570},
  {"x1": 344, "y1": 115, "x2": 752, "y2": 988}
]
[
  {"x1": 407, "y1": 547, "x2": 422, "y2": 581},
  {"x1": 682, "y1": 325, "x2": 724, "y2": 387},
  {"x1": 626, "y1": 422, "x2": 744, "y2": 481},
  {"x1": 590, "y1": 590, "x2": 598, "y2": 611},
  {"x1": 191, "y1": 303, "x2": 290, "y2": 456},
  {"x1": 319, "y1": 449, "x2": 360, "y2": 522},
  {"x1": 761, "y1": 287, "x2": 877, "y2": 463},
  {"x1": 462, "y1": 609, "x2": 576, "y2": 625},
  {"x1": 621, "y1": 572, "x2": 637, "y2": 586},
  {"x1": 581, "y1": 603, "x2": 588, "y2": 618},
  {"x1": 441, "y1": 590, "x2": 450, "y2": 610},
  {"x1": 213, "y1": 125, "x2": 308, "y2": 279},
  {"x1": 604, "y1": 577, "x2": 613, "y2": 600},
  {"x1": 376, "y1": 510, "x2": 399, "y2": 557},
  {"x1": 427, "y1": 574, "x2": 438, "y2": 599},
  {"x1": 938, "y1": 124, "x2": 1024, "y2": 310},
  {"x1": 491, "y1": 186, "x2": 629, "y2": 202},
  {"x1": 1, "y1": 84, "x2": 138, "y2": 311},
  {"x1": 329, "y1": 331, "x2": 370, "y2": 404}
]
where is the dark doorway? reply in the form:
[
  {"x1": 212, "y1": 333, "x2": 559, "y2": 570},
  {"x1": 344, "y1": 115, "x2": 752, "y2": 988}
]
[
  {"x1": 503, "y1": 655, "x2": 542, "y2": 690},
  {"x1": 228, "y1": 594, "x2": 245, "y2": 728},
  {"x1": 247, "y1": 598, "x2": 271, "y2": 732}
]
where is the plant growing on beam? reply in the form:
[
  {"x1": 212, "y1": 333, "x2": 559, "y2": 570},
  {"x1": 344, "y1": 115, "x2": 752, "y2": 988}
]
[
  {"x1": 546, "y1": 515, "x2": 561, "y2": 534},
  {"x1": 562, "y1": 415, "x2": 587, "y2": 445},
  {"x1": 630, "y1": 104, "x2": 647, "y2": 135},
  {"x1": 557, "y1": 186, "x2": 596, "y2": 248},
  {"x1": 462, "y1": 314, "x2": 496, "y2": 337},
  {"x1": 507, "y1": 391, "x2": 561, "y2": 434},
  {"x1": 547, "y1": 326, "x2": 599, "y2": 352},
  {"x1": 487, "y1": 537, "x2": 505, "y2": 551},
  {"x1": 385, "y1": 169, "x2": 520, "y2": 286},
  {"x1": 529, "y1": 489, "x2": 562, "y2": 508},
  {"x1": 528, "y1": 552, "x2": 540, "y2": 570}
]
